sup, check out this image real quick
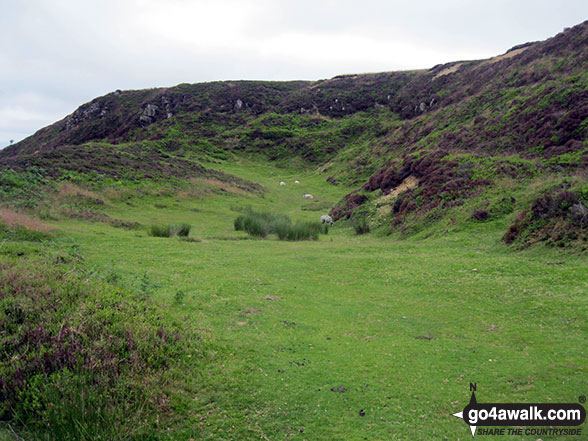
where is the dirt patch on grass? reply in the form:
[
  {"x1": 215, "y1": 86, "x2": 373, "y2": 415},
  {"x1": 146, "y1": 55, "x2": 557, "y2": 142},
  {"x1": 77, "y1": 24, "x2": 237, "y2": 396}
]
[
  {"x1": 484, "y1": 47, "x2": 529, "y2": 65},
  {"x1": 374, "y1": 177, "x2": 419, "y2": 219},
  {"x1": 57, "y1": 183, "x2": 102, "y2": 200},
  {"x1": 434, "y1": 63, "x2": 464, "y2": 78},
  {"x1": 202, "y1": 178, "x2": 250, "y2": 196},
  {"x1": 381, "y1": 176, "x2": 420, "y2": 200},
  {"x1": 0, "y1": 208, "x2": 53, "y2": 232}
]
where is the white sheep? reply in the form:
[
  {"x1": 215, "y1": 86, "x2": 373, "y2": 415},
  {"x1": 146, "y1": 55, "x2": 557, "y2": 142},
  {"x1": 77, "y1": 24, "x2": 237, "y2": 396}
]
[
  {"x1": 302, "y1": 194, "x2": 314, "y2": 199},
  {"x1": 294, "y1": 180, "x2": 300, "y2": 184},
  {"x1": 321, "y1": 214, "x2": 334, "y2": 226},
  {"x1": 279, "y1": 181, "x2": 286, "y2": 186}
]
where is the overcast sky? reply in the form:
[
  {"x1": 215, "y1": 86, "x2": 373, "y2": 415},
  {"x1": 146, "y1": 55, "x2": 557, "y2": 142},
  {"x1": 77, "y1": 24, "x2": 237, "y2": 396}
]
[{"x1": 0, "y1": 0, "x2": 586, "y2": 147}]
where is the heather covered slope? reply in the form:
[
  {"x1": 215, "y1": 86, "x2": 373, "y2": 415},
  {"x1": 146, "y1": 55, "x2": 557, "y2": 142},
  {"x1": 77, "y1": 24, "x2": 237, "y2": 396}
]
[
  {"x1": 1, "y1": 21, "x2": 587, "y2": 248},
  {"x1": 326, "y1": 22, "x2": 588, "y2": 248}
]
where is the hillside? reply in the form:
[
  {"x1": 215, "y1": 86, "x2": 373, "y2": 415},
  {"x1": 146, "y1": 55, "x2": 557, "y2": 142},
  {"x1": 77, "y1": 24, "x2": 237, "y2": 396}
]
[
  {"x1": 1, "y1": 21, "x2": 588, "y2": 441},
  {"x1": 1, "y1": 21, "x2": 588, "y2": 248}
]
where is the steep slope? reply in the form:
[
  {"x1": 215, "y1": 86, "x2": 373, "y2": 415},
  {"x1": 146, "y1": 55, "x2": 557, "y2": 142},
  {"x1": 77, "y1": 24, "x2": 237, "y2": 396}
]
[{"x1": 326, "y1": 22, "x2": 588, "y2": 247}]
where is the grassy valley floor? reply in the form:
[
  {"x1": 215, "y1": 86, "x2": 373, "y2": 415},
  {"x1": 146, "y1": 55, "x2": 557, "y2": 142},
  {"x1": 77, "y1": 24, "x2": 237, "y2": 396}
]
[{"x1": 34, "y1": 161, "x2": 587, "y2": 440}]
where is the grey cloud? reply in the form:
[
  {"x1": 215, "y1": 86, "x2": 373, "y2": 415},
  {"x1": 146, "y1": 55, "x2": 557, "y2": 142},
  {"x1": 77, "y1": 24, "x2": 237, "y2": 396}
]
[{"x1": 1, "y1": 0, "x2": 586, "y2": 145}]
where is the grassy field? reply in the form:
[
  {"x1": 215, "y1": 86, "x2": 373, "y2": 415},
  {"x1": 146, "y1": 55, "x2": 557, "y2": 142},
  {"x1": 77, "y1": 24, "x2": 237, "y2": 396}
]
[{"x1": 25, "y1": 159, "x2": 584, "y2": 440}]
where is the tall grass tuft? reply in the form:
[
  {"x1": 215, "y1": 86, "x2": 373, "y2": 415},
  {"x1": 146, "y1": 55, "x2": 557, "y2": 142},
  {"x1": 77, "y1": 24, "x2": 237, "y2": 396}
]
[
  {"x1": 243, "y1": 215, "x2": 270, "y2": 237},
  {"x1": 149, "y1": 224, "x2": 172, "y2": 237},
  {"x1": 149, "y1": 223, "x2": 192, "y2": 238},
  {"x1": 174, "y1": 223, "x2": 192, "y2": 237},
  {"x1": 274, "y1": 217, "x2": 292, "y2": 240},
  {"x1": 286, "y1": 221, "x2": 320, "y2": 241},
  {"x1": 234, "y1": 215, "x2": 246, "y2": 231},
  {"x1": 234, "y1": 208, "x2": 325, "y2": 241},
  {"x1": 352, "y1": 217, "x2": 370, "y2": 235}
]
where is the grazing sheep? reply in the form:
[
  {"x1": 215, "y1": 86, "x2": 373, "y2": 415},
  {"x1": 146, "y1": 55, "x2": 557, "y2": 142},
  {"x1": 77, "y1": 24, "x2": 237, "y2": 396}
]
[
  {"x1": 279, "y1": 181, "x2": 286, "y2": 186},
  {"x1": 303, "y1": 194, "x2": 314, "y2": 199},
  {"x1": 321, "y1": 214, "x2": 334, "y2": 226},
  {"x1": 294, "y1": 180, "x2": 300, "y2": 184}
]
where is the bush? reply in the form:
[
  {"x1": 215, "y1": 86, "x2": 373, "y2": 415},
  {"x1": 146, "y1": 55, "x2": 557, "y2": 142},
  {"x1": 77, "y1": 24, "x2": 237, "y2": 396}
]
[
  {"x1": 274, "y1": 217, "x2": 292, "y2": 240},
  {"x1": 234, "y1": 215, "x2": 246, "y2": 231},
  {"x1": 174, "y1": 223, "x2": 192, "y2": 237},
  {"x1": 149, "y1": 223, "x2": 192, "y2": 238},
  {"x1": 503, "y1": 186, "x2": 588, "y2": 247},
  {"x1": 570, "y1": 203, "x2": 588, "y2": 227},
  {"x1": 471, "y1": 209, "x2": 490, "y2": 221},
  {"x1": 352, "y1": 217, "x2": 370, "y2": 235},
  {"x1": 149, "y1": 224, "x2": 172, "y2": 237},
  {"x1": 243, "y1": 215, "x2": 270, "y2": 237},
  {"x1": 233, "y1": 208, "x2": 324, "y2": 241},
  {"x1": 286, "y1": 221, "x2": 321, "y2": 241}
]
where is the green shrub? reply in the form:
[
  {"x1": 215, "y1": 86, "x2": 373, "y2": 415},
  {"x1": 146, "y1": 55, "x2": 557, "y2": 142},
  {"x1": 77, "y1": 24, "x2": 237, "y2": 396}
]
[
  {"x1": 286, "y1": 221, "x2": 320, "y2": 241},
  {"x1": 174, "y1": 223, "x2": 192, "y2": 237},
  {"x1": 274, "y1": 217, "x2": 292, "y2": 240},
  {"x1": 234, "y1": 215, "x2": 246, "y2": 231},
  {"x1": 353, "y1": 217, "x2": 370, "y2": 235},
  {"x1": 243, "y1": 215, "x2": 269, "y2": 237},
  {"x1": 149, "y1": 223, "x2": 191, "y2": 238},
  {"x1": 149, "y1": 224, "x2": 172, "y2": 237},
  {"x1": 233, "y1": 208, "x2": 324, "y2": 241}
]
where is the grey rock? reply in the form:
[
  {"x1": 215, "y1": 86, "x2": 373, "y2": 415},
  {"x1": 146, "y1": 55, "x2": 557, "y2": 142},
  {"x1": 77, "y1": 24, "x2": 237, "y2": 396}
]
[
  {"x1": 64, "y1": 100, "x2": 108, "y2": 130},
  {"x1": 143, "y1": 104, "x2": 158, "y2": 117},
  {"x1": 570, "y1": 203, "x2": 588, "y2": 226},
  {"x1": 139, "y1": 104, "x2": 158, "y2": 125}
]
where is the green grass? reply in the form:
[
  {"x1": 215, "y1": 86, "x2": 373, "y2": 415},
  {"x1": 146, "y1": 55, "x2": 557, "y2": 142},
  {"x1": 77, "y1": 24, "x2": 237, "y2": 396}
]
[{"x1": 2, "y1": 160, "x2": 587, "y2": 440}]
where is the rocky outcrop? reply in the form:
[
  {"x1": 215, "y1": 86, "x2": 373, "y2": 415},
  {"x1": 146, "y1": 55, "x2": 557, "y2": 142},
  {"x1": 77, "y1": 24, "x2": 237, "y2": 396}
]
[
  {"x1": 139, "y1": 104, "x2": 159, "y2": 126},
  {"x1": 139, "y1": 96, "x2": 176, "y2": 125},
  {"x1": 64, "y1": 100, "x2": 108, "y2": 130}
]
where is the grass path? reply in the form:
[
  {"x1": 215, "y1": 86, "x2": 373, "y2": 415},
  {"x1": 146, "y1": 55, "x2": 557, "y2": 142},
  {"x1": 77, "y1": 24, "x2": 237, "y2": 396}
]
[{"x1": 55, "y1": 161, "x2": 587, "y2": 440}]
